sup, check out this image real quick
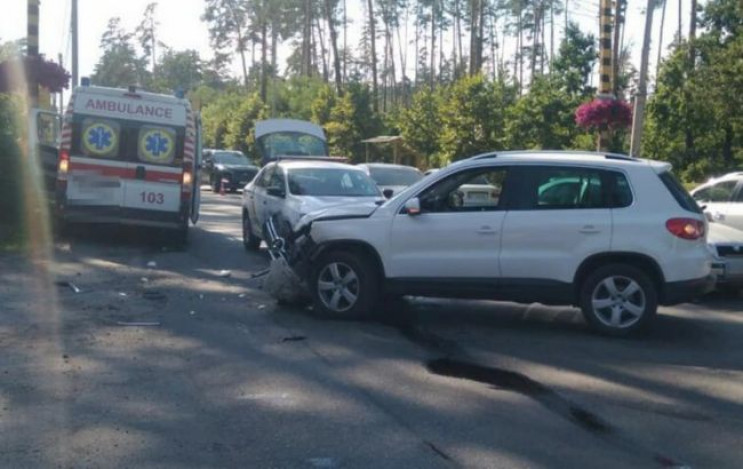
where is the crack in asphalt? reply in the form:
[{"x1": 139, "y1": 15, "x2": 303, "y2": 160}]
[{"x1": 385, "y1": 309, "x2": 690, "y2": 469}]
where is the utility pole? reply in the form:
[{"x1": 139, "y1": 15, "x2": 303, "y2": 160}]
[
  {"x1": 58, "y1": 53, "x2": 64, "y2": 111},
  {"x1": 27, "y1": 0, "x2": 40, "y2": 106},
  {"x1": 630, "y1": 0, "x2": 656, "y2": 157},
  {"x1": 71, "y1": 0, "x2": 79, "y2": 88},
  {"x1": 596, "y1": 0, "x2": 614, "y2": 151}
]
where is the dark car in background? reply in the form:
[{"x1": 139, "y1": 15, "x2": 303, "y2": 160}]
[{"x1": 203, "y1": 149, "x2": 260, "y2": 192}]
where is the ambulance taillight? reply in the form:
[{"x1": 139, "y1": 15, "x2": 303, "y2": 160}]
[{"x1": 57, "y1": 149, "x2": 70, "y2": 192}]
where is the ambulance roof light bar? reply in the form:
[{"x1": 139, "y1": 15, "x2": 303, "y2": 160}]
[{"x1": 124, "y1": 85, "x2": 141, "y2": 98}]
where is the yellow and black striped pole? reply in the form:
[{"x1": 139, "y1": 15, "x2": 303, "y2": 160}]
[
  {"x1": 599, "y1": 0, "x2": 614, "y2": 97},
  {"x1": 27, "y1": 0, "x2": 40, "y2": 106}
]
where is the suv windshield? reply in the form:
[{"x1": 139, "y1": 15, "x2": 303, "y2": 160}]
[
  {"x1": 368, "y1": 166, "x2": 423, "y2": 186},
  {"x1": 288, "y1": 167, "x2": 380, "y2": 197},
  {"x1": 214, "y1": 151, "x2": 251, "y2": 165}
]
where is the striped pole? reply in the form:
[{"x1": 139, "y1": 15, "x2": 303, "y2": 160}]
[
  {"x1": 598, "y1": 0, "x2": 614, "y2": 97},
  {"x1": 27, "y1": 0, "x2": 40, "y2": 106}
]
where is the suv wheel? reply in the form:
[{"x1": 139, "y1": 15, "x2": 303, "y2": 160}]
[
  {"x1": 579, "y1": 264, "x2": 658, "y2": 336},
  {"x1": 311, "y1": 251, "x2": 378, "y2": 320},
  {"x1": 242, "y1": 212, "x2": 261, "y2": 251}
]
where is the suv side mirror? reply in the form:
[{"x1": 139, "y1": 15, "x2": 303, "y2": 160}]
[
  {"x1": 383, "y1": 188, "x2": 394, "y2": 199},
  {"x1": 267, "y1": 186, "x2": 285, "y2": 198},
  {"x1": 404, "y1": 197, "x2": 421, "y2": 215}
]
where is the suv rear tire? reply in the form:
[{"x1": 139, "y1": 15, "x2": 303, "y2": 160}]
[
  {"x1": 579, "y1": 264, "x2": 658, "y2": 336},
  {"x1": 310, "y1": 250, "x2": 379, "y2": 320}
]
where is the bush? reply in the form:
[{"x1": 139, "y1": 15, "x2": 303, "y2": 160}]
[{"x1": 0, "y1": 94, "x2": 25, "y2": 248}]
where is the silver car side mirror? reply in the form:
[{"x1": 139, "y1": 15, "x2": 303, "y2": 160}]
[{"x1": 404, "y1": 198, "x2": 421, "y2": 215}]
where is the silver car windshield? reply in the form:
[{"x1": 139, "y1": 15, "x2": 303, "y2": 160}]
[{"x1": 288, "y1": 168, "x2": 380, "y2": 197}]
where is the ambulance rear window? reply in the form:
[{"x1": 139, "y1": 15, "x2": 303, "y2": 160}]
[
  {"x1": 80, "y1": 118, "x2": 121, "y2": 159},
  {"x1": 137, "y1": 126, "x2": 177, "y2": 165}
]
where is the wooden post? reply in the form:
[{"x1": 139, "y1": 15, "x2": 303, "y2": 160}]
[{"x1": 27, "y1": 0, "x2": 40, "y2": 107}]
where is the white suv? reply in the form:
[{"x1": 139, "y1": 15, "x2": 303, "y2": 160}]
[{"x1": 273, "y1": 151, "x2": 713, "y2": 336}]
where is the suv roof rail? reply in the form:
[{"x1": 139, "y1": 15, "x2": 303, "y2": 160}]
[
  {"x1": 603, "y1": 152, "x2": 639, "y2": 162},
  {"x1": 274, "y1": 155, "x2": 349, "y2": 163}
]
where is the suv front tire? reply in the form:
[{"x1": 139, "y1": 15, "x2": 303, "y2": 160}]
[{"x1": 310, "y1": 250, "x2": 379, "y2": 320}]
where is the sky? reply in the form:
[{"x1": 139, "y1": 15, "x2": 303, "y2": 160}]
[{"x1": 2, "y1": 0, "x2": 690, "y2": 88}]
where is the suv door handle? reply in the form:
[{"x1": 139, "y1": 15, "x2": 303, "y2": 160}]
[
  {"x1": 477, "y1": 225, "x2": 497, "y2": 235},
  {"x1": 579, "y1": 225, "x2": 601, "y2": 234}
]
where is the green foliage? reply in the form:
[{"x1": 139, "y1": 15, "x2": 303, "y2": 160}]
[
  {"x1": 437, "y1": 75, "x2": 512, "y2": 162},
  {"x1": 153, "y1": 49, "x2": 204, "y2": 93},
  {"x1": 0, "y1": 94, "x2": 25, "y2": 247},
  {"x1": 551, "y1": 22, "x2": 597, "y2": 97},
  {"x1": 505, "y1": 77, "x2": 585, "y2": 150},
  {"x1": 91, "y1": 18, "x2": 150, "y2": 88},
  {"x1": 201, "y1": 91, "x2": 267, "y2": 159},
  {"x1": 397, "y1": 88, "x2": 443, "y2": 167},
  {"x1": 643, "y1": 0, "x2": 742, "y2": 182}
]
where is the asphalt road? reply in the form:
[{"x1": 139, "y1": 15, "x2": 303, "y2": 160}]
[{"x1": 1, "y1": 189, "x2": 742, "y2": 468}]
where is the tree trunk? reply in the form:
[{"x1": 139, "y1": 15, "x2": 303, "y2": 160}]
[
  {"x1": 469, "y1": 0, "x2": 478, "y2": 75},
  {"x1": 315, "y1": 13, "x2": 329, "y2": 82},
  {"x1": 612, "y1": 0, "x2": 623, "y2": 96},
  {"x1": 656, "y1": 0, "x2": 667, "y2": 78},
  {"x1": 343, "y1": 0, "x2": 348, "y2": 82},
  {"x1": 629, "y1": 0, "x2": 655, "y2": 157},
  {"x1": 324, "y1": 0, "x2": 343, "y2": 94},
  {"x1": 430, "y1": 3, "x2": 436, "y2": 90},
  {"x1": 367, "y1": 0, "x2": 378, "y2": 111},
  {"x1": 303, "y1": 0, "x2": 313, "y2": 76},
  {"x1": 235, "y1": 24, "x2": 249, "y2": 87},
  {"x1": 260, "y1": 20, "x2": 267, "y2": 102}
]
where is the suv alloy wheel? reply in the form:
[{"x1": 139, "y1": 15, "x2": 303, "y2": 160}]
[
  {"x1": 579, "y1": 264, "x2": 658, "y2": 336},
  {"x1": 311, "y1": 251, "x2": 378, "y2": 319}
]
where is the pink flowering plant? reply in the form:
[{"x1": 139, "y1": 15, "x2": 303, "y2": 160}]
[
  {"x1": 0, "y1": 55, "x2": 70, "y2": 94},
  {"x1": 575, "y1": 98, "x2": 632, "y2": 130}
]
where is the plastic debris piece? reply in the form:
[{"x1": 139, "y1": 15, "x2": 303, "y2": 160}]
[
  {"x1": 238, "y1": 293, "x2": 246, "y2": 298},
  {"x1": 118, "y1": 292, "x2": 128, "y2": 297},
  {"x1": 281, "y1": 336, "x2": 306, "y2": 343},
  {"x1": 217, "y1": 270, "x2": 232, "y2": 278},
  {"x1": 147, "y1": 261, "x2": 157, "y2": 268},
  {"x1": 262, "y1": 258, "x2": 309, "y2": 305},
  {"x1": 189, "y1": 311, "x2": 196, "y2": 316},
  {"x1": 55, "y1": 281, "x2": 82, "y2": 293},
  {"x1": 199, "y1": 294, "x2": 204, "y2": 300},
  {"x1": 116, "y1": 321, "x2": 160, "y2": 327},
  {"x1": 250, "y1": 269, "x2": 270, "y2": 279},
  {"x1": 141, "y1": 277, "x2": 149, "y2": 283},
  {"x1": 143, "y1": 291, "x2": 166, "y2": 301},
  {"x1": 257, "y1": 304, "x2": 266, "y2": 310}
]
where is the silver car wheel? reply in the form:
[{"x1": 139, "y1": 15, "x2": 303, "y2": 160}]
[
  {"x1": 317, "y1": 262, "x2": 360, "y2": 313},
  {"x1": 591, "y1": 275, "x2": 646, "y2": 329}
]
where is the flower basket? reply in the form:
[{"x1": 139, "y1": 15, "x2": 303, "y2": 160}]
[{"x1": 575, "y1": 98, "x2": 632, "y2": 131}]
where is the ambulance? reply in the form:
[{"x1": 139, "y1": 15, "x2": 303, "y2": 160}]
[{"x1": 56, "y1": 83, "x2": 201, "y2": 244}]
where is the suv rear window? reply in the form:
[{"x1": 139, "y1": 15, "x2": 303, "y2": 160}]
[{"x1": 659, "y1": 171, "x2": 702, "y2": 213}]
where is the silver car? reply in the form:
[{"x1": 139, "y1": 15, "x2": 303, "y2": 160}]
[{"x1": 241, "y1": 159, "x2": 383, "y2": 250}]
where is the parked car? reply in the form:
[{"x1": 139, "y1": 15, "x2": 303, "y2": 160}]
[
  {"x1": 707, "y1": 222, "x2": 743, "y2": 292},
  {"x1": 203, "y1": 149, "x2": 259, "y2": 192},
  {"x1": 241, "y1": 159, "x2": 383, "y2": 250},
  {"x1": 358, "y1": 163, "x2": 423, "y2": 198},
  {"x1": 691, "y1": 172, "x2": 743, "y2": 231},
  {"x1": 268, "y1": 150, "x2": 714, "y2": 336}
]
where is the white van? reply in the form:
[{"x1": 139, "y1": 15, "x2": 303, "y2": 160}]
[{"x1": 56, "y1": 84, "x2": 201, "y2": 244}]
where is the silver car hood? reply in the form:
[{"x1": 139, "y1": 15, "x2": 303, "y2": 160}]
[
  {"x1": 295, "y1": 200, "x2": 382, "y2": 230},
  {"x1": 707, "y1": 222, "x2": 743, "y2": 245}
]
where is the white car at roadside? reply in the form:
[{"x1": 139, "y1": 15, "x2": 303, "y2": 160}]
[
  {"x1": 241, "y1": 159, "x2": 382, "y2": 250},
  {"x1": 708, "y1": 222, "x2": 743, "y2": 292},
  {"x1": 358, "y1": 163, "x2": 423, "y2": 198}
]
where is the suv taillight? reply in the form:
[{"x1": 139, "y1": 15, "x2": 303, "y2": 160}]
[{"x1": 666, "y1": 218, "x2": 705, "y2": 240}]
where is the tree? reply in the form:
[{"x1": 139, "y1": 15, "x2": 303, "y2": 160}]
[
  {"x1": 550, "y1": 22, "x2": 596, "y2": 96},
  {"x1": 202, "y1": 0, "x2": 251, "y2": 87},
  {"x1": 91, "y1": 18, "x2": 150, "y2": 88},
  {"x1": 136, "y1": 2, "x2": 160, "y2": 75},
  {"x1": 397, "y1": 87, "x2": 444, "y2": 166},
  {"x1": 154, "y1": 49, "x2": 204, "y2": 93}
]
